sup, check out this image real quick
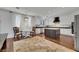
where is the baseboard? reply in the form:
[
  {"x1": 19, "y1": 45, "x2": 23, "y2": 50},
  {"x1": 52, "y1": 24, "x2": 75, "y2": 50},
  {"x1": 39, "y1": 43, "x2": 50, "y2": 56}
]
[
  {"x1": 61, "y1": 34, "x2": 74, "y2": 37},
  {"x1": 7, "y1": 37, "x2": 14, "y2": 40}
]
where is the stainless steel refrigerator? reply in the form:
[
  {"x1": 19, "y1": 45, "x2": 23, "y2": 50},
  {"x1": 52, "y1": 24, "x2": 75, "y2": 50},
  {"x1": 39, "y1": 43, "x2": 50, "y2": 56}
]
[{"x1": 74, "y1": 15, "x2": 79, "y2": 51}]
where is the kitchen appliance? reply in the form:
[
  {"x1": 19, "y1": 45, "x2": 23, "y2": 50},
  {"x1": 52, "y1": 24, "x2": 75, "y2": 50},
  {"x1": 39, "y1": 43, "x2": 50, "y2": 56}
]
[
  {"x1": 53, "y1": 17, "x2": 60, "y2": 23},
  {"x1": 74, "y1": 15, "x2": 79, "y2": 51}
]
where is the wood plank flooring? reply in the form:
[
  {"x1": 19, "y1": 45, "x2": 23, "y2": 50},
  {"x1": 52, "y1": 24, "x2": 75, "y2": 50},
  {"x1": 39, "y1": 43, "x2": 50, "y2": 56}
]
[
  {"x1": 45, "y1": 35, "x2": 74, "y2": 50},
  {"x1": 6, "y1": 34, "x2": 74, "y2": 52}
]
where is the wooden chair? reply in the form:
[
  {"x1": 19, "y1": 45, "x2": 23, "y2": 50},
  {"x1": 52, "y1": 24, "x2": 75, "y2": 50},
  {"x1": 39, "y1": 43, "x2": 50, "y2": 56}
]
[
  {"x1": 30, "y1": 27, "x2": 36, "y2": 36},
  {"x1": 13, "y1": 27, "x2": 23, "y2": 40}
]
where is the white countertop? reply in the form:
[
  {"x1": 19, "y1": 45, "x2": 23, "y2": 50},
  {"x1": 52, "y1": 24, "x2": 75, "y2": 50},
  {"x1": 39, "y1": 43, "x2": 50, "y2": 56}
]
[{"x1": 45, "y1": 28, "x2": 60, "y2": 30}]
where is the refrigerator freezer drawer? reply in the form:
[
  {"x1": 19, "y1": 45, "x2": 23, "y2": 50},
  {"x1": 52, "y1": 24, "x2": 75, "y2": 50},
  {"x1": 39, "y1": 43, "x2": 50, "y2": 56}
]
[{"x1": 74, "y1": 37, "x2": 79, "y2": 51}]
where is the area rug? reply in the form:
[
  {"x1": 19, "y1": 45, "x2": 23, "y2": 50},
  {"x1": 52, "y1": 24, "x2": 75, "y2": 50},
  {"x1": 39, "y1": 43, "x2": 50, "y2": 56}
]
[{"x1": 13, "y1": 36, "x2": 75, "y2": 52}]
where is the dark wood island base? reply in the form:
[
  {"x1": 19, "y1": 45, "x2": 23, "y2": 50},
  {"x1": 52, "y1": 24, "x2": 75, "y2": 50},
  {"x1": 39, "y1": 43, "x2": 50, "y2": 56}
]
[{"x1": 44, "y1": 28, "x2": 60, "y2": 41}]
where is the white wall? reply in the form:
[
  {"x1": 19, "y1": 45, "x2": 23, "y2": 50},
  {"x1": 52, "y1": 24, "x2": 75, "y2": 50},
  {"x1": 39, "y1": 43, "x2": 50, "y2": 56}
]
[
  {"x1": 60, "y1": 15, "x2": 74, "y2": 36},
  {"x1": 0, "y1": 10, "x2": 13, "y2": 38},
  {"x1": 31, "y1": 16, "x2": 43, "y2": 26},
  {"x1": 31, "y1": 16, "x2": 44, "y2": 34}
]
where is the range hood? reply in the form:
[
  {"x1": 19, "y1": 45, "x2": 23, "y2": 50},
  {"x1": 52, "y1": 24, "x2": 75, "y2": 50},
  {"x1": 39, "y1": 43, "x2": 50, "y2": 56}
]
[{"x1": 53, "y1": 17, "x2": 60, "y2": 23}]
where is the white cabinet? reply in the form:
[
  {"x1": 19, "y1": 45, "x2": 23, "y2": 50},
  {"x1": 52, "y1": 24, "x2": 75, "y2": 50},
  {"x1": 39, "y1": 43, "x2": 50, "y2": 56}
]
[{"x1": 36, "y1": 29, "x2": 41, "y2": 34}]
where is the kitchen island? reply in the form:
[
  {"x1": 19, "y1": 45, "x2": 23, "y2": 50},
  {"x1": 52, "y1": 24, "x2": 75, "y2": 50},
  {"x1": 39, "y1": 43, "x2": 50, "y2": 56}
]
[
  {"x1": 44, "y1": 28, "x2": 60, "y2": 40},
  {"x1": 33, "y1": 25, "x2": 70, "y2": 33},
  {"x1": 34, "y1": 25, "x2": 71, "y2": 29}
]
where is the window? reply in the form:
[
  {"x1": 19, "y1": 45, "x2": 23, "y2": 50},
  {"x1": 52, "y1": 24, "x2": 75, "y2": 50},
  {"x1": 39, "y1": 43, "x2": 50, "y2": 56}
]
[
  {"x1": 24, "y1": 17, "x2": 31, "y2": 27},
  {"x1": 15, "y1": 14, "x2": 21, "y2": 27},
  {"x1": 24, "y1": 16, "x2": 32, "y2": 31}
]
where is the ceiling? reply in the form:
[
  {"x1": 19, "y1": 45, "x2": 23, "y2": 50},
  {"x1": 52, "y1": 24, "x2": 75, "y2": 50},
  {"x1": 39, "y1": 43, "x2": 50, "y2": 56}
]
[
  {"x1": 1, "y1": 7, "x2": 79, "y2": 16},
  {"x1": 23, "y1": 7, "x2": 79, "y2": 16}
]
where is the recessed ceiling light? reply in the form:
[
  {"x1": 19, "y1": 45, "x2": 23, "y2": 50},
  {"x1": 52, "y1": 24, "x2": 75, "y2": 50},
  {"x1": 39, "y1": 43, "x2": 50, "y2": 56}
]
[
  {"x1": 62, "y1": 7, "x2": 65, "y2": 8},
  {"x1": 9, "y1": 11, "x2": 13, "y2": 13},
  {"x1": 16, "y1": 7, "x2": 20, "y2": 9}
]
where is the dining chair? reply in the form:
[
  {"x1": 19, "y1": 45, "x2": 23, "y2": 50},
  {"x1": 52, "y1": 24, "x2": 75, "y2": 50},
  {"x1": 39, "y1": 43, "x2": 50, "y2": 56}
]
[{"x1": 13, "y1": 27, "x2": 23, "y2": 40}]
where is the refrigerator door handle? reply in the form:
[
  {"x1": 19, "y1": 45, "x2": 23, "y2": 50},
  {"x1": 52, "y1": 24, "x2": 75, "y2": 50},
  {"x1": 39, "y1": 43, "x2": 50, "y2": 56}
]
[{"x1": 71, "y1": 22, "x2": 74, "y2": 34}]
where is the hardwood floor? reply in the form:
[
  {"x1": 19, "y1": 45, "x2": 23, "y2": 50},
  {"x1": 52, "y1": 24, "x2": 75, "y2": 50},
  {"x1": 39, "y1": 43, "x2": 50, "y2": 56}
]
[
  {"x1": 45, "y1": 35, "x2": 74, "y2": 50},
  {"x1": 6, "y1": 34, "x2": 74, "y2": 52},
  {"x1": 6, "y1": 38, "x2": 13, "y2": 52}
]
